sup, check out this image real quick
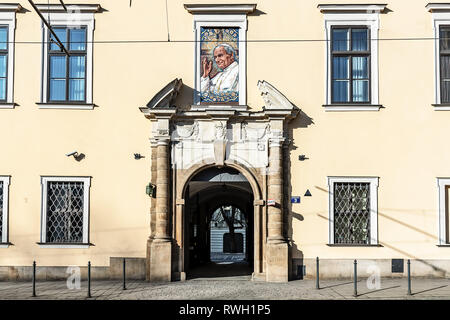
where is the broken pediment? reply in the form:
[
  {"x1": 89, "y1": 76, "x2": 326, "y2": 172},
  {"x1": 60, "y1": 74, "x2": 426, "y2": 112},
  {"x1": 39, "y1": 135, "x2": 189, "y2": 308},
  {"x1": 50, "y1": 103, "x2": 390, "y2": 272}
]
[
  {"x1": 257, "y1": 80, "x2": 296, "y2": 110},
  {"x1": 145, "y1": 78, "x2": 183, "y2": 109}
]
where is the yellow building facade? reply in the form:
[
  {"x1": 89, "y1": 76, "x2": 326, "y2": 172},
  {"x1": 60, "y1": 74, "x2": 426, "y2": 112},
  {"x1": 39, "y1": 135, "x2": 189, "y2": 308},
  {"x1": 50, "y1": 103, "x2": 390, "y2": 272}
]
[{"x1": 1, "y1": 0, "x2": 450, "y2": 281}]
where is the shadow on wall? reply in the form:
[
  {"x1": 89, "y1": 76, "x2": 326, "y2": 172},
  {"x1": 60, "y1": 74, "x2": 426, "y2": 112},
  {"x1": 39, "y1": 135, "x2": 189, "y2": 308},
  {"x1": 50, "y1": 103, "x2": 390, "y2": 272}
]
[
  {"x1": 314, "y1": 185, "x2": 446, "y2": 275},
  {"x1": 284, "y1": 100, "x2": 314, "y2": 280}
]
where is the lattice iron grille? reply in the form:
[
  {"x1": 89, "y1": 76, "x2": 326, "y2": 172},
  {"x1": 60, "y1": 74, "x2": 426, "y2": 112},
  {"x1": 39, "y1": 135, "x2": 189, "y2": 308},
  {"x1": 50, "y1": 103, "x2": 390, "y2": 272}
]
[
  {"x1": 46, "y1": 181, "x2": 84, "y2": 243},
  {"x1": 0, "y1": 181, "x2": 3, "y2": 240},
  {"x1": 334, "y1": 182, "x2": 370, "y2": 244}
]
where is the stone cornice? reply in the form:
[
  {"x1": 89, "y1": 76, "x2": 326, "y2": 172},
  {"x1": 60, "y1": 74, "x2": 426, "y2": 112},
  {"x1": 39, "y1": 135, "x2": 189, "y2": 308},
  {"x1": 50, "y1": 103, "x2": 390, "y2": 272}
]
[
  {"x1": 317, "y1": 4, "x2": 388, "y2": 13},
  {"x1": 35, "y1": 4, "x2": 102, "y2": 13},
  {"x1": 426, "y1": 3, "x2": 450, "y2": 12},
  {"x1": 184, "y1": 3, "x2": 256, "y2": 15},
  {"x1": 0, "y1": 3, "x2": 22, "y2": 12}
]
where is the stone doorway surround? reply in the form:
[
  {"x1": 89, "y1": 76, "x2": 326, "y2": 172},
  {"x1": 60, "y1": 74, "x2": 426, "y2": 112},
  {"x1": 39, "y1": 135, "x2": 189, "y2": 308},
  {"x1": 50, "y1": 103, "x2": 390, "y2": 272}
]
[{"x1": 140, "y1": 79, "x2": 299, "y2": 282}]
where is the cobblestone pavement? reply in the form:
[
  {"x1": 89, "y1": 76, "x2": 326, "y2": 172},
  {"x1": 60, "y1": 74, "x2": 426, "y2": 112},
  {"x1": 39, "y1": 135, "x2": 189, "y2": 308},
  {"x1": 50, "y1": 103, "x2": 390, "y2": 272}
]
[{"x1": 1, "y1": 277, "x2": 450, "y2": 300}]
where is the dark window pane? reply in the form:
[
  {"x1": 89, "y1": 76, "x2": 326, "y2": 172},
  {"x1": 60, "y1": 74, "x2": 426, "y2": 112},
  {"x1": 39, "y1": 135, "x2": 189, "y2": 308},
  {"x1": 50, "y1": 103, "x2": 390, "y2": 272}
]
[
  {"x1": 70, "y1": 28, "x2": 86, "y2": 51},
  {"x1": 352, "y1": 80, "x2": 369, "y2": 102},
  {"x1": 50, "y1": 56, "x2": 66, "y2": 78},
  {"x1": 332, "y1": 56, "x2": 349, "y2": 79},
  {"x1": 0, "y1": 28, "x2": 7, "y2": 50},
  {"x1": 441, "y1": 27, "x2": 450, "y2": 51},
  {"x1": 352, "y1": 29, "x2": 368, "y2": 51},
  {"x1": 0, "y1": 78, "x2": 6, "y2": 100},
  {"x1": 442, "y1": 80, "x2": 450, "y2": 103},
  {"x1": 352, "y1": 56, "x2": 368, "y2": 79},
  {"x1": 50, "y1": 28, "x2": 67, "y2": 51},
  {"x1": 69, "y1": 79, "x2": 85, "y2": 101},
  {"x1": 69, "y1": 56, "x2": 85, "y2": 78},
  {"x1": 50, "y1": 79, "x2": 66, "y2": 101},
  {"x1": 332, "y1": 80, "x2": 349, "y2": 102},
  {"x1": 332, "y1": 29, "x2": 349, "y2": 51},
  {"x1": 441, "y1": 55, "x2": 450, "y2": 79}
]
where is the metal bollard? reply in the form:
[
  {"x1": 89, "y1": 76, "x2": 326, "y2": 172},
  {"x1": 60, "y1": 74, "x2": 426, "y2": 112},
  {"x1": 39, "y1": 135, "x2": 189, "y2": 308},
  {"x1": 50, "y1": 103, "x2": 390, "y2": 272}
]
[
  {"x1": 32, "y1": 261, "x2": 36, "y2": 297},
  {"x1": 407, "y1": 259, "x2": 411, "y2": 295},
  {"x1": 316, "y1": 257, "x2": 320, "y2": 289},
  {"x1": 123, "y1": 258, "x2": 126, "y2": 290},
  {"x1": 87, "y1": 261, "x2": 92, "y2": 298},
  {"x1": 353, "y1": 259, "x2": 357, "y2": 297}
]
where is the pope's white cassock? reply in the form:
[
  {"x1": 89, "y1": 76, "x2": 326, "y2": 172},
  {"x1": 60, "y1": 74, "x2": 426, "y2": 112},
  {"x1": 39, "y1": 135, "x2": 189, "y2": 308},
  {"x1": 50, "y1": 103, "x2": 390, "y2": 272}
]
[{"x1": 201, "y1": 61, "x2": 239, "y2": 96}]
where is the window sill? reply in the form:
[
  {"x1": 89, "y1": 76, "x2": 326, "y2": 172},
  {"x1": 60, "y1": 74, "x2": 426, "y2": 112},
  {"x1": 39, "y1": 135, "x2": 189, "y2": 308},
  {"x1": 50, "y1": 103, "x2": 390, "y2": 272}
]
[
  {"x1": 432, "y1": 104, "x2": 450, "y2": 111},
  {"x1": 37, "y1": 242, "x2": 93, "y2": 249},
  {"x1": 323, "y1": 104, "x2": 383, "y2": 112},
  {"x1": 437, "y1": 244, "x2": 450, "y2": 247},
  {"x1": 327, "y1": 244, "x2": 383, "y2": 247},
  {"x1": 37, "y1": 103, "x2": 95, "y2": 110},
  {"x1": 0, "y1": 103, "x2": 17, "y2": 109},
  {"x1": 0, "y1": 242, "x2": 12, "y2": 248}
]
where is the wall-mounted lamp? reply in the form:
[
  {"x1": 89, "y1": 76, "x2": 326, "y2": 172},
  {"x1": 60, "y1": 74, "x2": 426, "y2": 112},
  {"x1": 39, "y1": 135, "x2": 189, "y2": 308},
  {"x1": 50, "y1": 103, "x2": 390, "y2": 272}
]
[
  {"x1": 134, "y1": 153, "x2": 145, "y2": 160},
  {"x1": 304, "y1": 189, "x2": 312, "y2": 197},
  {"x1": 146, "y1": 183, "x2": 156, "y2": 198},
  {"x1": 66, "y1": 151, "x2": 85, "y2": 162},
  {"x1": 298, "y1": 155, "x2": 309, "y2": 161}
]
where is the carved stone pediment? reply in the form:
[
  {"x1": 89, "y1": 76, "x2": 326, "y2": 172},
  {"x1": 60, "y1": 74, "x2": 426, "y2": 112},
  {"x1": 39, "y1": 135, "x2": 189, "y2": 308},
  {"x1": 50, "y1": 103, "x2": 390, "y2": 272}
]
[
  {"x1": 146, "y1": 78, "x2": 183, "y2": 110},
  {"x1": 257, "y1": 80, "x2": 296, "y2": 110}
]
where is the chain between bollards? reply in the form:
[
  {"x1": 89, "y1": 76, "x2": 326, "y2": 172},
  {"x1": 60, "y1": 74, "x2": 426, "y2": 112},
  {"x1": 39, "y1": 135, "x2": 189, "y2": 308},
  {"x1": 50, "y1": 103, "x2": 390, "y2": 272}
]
[
  {"x1": 32, "y1": 261, "x2": 36, "y2": 297},
  {"x1": 353, "y1": 259, "x2": 357, "y2": 297},
  {"x1": 123, "y1": 258, "x2": 126, "y2": 290},
  {"x1": 87, "y1": 261, "x2": 92, "y2": 298},
  {"x1": 316, "y1": 257, "x2": 319, "y2": 289},
  {"x1": 407, "y1": 259, "x2": 412, "y2": 296}
]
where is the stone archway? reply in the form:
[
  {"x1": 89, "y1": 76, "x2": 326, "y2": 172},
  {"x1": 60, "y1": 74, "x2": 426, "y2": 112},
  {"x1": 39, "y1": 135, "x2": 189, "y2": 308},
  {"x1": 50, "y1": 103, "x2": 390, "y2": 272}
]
[
  {"x1": 141, "y1": 79, "x2": 298, "y2": 283},
  {"x1": 182, "y1": 166, "x2": 255, "y2": 279},
  {"x1": 179, "y1": 165, "x2": 260, "y2": 280}
]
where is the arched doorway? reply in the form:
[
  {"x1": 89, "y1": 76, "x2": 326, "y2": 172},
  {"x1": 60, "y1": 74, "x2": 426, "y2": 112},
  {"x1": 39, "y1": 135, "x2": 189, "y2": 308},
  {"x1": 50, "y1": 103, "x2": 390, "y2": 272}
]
[{"x1": 183, "y1": 167, "x2": 254, "y2": 279}]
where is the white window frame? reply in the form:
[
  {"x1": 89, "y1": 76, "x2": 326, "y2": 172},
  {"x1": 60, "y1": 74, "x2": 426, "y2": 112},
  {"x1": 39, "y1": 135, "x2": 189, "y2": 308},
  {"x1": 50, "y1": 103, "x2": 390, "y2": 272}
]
[
  {"x1": 328, "y1": 176, "x2": 379, "y2": 245},
  {"x1": 0, "y1": 176, "x2": 10, "y2": 248},
  {"x1": 0, "y1": 6, "x2": 20, "y2": 109},
  {"x1": 38, "y1": 6, "x2": 96, "y2": 110},
  {"x1": 187, "y1": 5, "x2": 252, "y2": 107},
  {"x1": 428, "y1": 4, "x2": 450, "y2": 110},
  {"x1": 437, "y1": 178, "x2": 450, "y2": 245},
  {"x1": 40, "y1": 176, "x2": 91, "y2": 248},
  {"x1": 319, "y1": 5, "x2": 385, "y2": 111}
]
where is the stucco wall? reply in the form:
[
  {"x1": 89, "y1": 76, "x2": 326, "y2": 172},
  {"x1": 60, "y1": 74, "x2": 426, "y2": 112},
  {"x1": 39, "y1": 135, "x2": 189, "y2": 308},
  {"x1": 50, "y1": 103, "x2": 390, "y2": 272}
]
[{"x1": 0, "y1": 0, "x2": 449, "y2": 272}]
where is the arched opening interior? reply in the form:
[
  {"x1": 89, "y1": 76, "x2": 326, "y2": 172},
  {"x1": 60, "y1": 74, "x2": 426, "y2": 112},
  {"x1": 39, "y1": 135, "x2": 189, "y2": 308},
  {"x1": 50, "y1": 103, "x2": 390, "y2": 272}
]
[{"x1": 184, "y1": 166, "x2": 254, "y2": 279}]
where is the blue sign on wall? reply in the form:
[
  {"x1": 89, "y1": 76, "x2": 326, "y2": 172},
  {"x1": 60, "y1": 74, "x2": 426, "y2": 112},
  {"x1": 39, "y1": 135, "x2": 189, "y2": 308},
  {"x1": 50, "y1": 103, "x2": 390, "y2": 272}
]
[{"x1": 291, "y1": 196, "x2": 301, "y2": 203}]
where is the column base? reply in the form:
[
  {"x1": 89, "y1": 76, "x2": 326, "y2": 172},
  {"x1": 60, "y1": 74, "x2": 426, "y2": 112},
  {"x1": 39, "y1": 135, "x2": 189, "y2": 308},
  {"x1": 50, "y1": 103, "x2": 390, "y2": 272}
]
[
  {"x1": 149, "y1": 240, "x2": 172, "y2": 282},
  {"x1": 266, "y1": 242, "x2": 289, "y2": 282}
]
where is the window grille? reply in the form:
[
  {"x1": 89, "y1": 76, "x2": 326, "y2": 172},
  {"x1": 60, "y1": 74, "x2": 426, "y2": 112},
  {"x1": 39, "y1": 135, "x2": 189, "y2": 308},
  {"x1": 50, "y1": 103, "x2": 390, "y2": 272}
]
[
  {"x1": 0, "y1": 181, "x2": 3, "y2": 239},
  {"x1": 46, "y1": 181, "x2": 84, "y2": 243},
  {"x1": 334, "y1": 182, "x2": 370, "y2": 244}
]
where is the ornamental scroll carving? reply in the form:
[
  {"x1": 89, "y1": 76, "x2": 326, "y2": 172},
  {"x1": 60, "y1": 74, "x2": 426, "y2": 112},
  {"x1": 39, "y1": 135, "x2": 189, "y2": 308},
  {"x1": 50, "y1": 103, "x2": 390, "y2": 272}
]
[{"x1": 175, "y1": 121, "x2": 199, "y2": 139}]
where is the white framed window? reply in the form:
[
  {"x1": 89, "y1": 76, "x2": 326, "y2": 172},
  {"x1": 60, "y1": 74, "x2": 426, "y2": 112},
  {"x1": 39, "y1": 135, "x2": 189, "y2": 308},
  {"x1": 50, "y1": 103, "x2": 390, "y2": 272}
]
[
  {"x1": 318, "y1": 4, "x2": 386, "y2": 111},
  {"x1": 37, "y1": 4, "x2": 101, "y2": 110},
  {"x1": 184, "y1": 4, "x2": 256, "y2": 107},
  {"x1": 40, "y1": 176, "x2": 91, "y2": 248},
  {"x1": 0, "y1": 176, "x2": 11, "y2": 248},
  {"x1": 328, "y1": 176, "x2": 379, "y2": 245},
  {"x1": 0, "y1": 4, "x2": 22, "y2": 108},
  {"x1": 427, "y1": 4, "x2": 450, "y2": 110},
  {"x1": 437, "y1": 178, "x2": 450, "y2": 245}
]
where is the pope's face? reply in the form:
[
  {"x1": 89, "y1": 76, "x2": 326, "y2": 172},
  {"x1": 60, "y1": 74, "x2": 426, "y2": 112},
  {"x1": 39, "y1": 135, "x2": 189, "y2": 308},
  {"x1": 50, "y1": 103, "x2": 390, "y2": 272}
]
[{"x1": 214, "y1": 46, "x2": 234, "y2": 70}]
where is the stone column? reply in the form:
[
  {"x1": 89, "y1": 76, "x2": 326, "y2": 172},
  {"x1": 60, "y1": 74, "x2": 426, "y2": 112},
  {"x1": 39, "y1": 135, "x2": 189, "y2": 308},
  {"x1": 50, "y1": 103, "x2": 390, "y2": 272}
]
[
  {"x1": 155, "y1": 139, "x2": 170, "y2": 241},
  {"x1": 150, "y1": 137, "x2": 172, "y2": 282},
  {"x1": 146, "y1": 140, "x2": 158, "y2": 281},
  {"x1": 267, "y1": 138, "x2": 284, "y2": 243},
  {"x1": 266, "y1": 132, "x2": 289, "y2": 283}
]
